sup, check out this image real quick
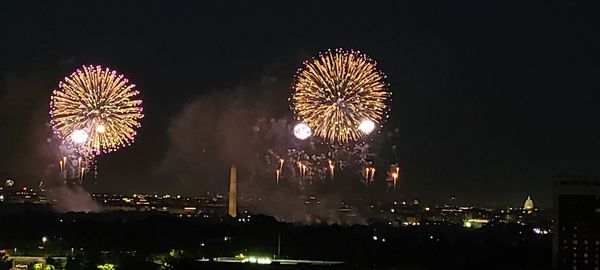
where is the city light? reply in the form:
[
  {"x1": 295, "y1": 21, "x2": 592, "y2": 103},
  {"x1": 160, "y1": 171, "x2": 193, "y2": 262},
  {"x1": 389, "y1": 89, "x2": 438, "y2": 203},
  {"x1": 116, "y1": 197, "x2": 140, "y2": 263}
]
[
  {"x1": 4, "y1": 179, "x2": 14, "y2": 187},
  {"x1": 240, "y1": 255, "x2": 272, "y2": 265},
  {"x1": 532, "y1": 228, "x2": 549, "y2": 235},
  {"x1": 257, "y1": 257, "x2": 272, "y2": 264},
  {"x1": 97, "y1": 263, "x2": 116, "y2": 270}
]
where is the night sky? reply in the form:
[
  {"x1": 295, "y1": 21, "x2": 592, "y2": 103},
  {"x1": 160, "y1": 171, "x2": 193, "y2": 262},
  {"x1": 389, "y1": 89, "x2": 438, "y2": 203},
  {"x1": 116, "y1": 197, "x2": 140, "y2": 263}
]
[{"x1": 2, "y1": 1, "x2": 600, "y2": 207}]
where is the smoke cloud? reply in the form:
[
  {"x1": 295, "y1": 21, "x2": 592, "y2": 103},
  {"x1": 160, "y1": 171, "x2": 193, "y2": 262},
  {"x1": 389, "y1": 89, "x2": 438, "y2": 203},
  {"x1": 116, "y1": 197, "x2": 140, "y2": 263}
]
[
  {"x1": 0, "y1": 70, "x2": 56, "y2": 188},
  {"x1": 1, "y1": 69, "x2": 101, "y2": 213},
  {"x1": 47, "y1": 184, "x2": 101, "y2": 213},
  {"x1": 158, "y1": 72, "x2": 395, "y2": 224},
  {"x1": 159, "y1": 75, "x2": 290, "y2": 191}
]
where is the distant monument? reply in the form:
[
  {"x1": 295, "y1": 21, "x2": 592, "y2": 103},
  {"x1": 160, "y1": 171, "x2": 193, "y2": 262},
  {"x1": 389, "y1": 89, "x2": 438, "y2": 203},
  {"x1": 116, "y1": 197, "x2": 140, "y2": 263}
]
[
  {"x1": 228, "y1": 165, "x2": 237, "y2": 217},
  {"x1": 523, "y1": 195, "x2": 534, "y2": 211}
]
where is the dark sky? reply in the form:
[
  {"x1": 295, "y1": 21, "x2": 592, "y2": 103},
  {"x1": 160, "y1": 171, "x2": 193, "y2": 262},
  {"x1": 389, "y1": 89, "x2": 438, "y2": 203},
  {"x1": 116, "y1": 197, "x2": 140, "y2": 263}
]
[{"x1": 1, "y1": 1, "x2": 600, "y2": 207}]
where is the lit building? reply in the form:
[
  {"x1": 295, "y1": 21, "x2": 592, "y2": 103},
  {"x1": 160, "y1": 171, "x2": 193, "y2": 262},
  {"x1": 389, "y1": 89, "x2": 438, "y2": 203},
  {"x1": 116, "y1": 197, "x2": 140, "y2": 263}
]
[
  {"x1": 552, "y1": 176, "x2": 600, "y2": 270},
  {"x1": 463, "y1": 218, "x2": 489, "y2": 229},
  {"x1": 523, "y1": 195, "x2": 534, "y2": 211}
]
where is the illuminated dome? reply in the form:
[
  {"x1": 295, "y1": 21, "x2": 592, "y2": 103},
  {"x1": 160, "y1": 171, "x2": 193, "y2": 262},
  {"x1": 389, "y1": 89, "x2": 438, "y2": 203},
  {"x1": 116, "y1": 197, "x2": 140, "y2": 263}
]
[{"x1": 523, "y1": 195, "x2": 534, "y2": 211}]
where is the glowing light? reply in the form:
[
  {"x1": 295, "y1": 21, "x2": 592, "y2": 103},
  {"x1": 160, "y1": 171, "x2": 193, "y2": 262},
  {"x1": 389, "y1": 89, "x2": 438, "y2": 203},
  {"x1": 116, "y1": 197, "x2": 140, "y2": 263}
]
[
  {"x1": 363, "y1": 166, "x2": 376, "y2": 185},
  {"x1": 328, "y1": 160, "x2": 335, "y2": 179},
  {"x1": 464, "y1": 218, "x2": 489, "y2": 229},
  {"x1": 388, "y1": 164, "x2": 400, "y2": 189},
  {"x1": 243, "y1": 256, "x2": 272, "y2": 265},
  {"x1": 59, "y1": 156, "x2": 67, "y2": 177},
  {"x1": 301, "y1": 164, "x2": 307, "y2": 177},
  {"x1": 97, "y1": 264, "x2": 116, "y2": 270},
  {"x1": 293, "y1": 123, "x2": 312, "y2": 140},
  {"x1": 50, "y1": 65, "x2": 143, "y2": 153},
  {"x1": 292, "y1": 49, "x2": 390, "y2": 143},
  {"x1": 296, "y1": 161, "x2": 308, "y2": 178},
  {"x1": 4, "y1": 179, "x2": 14, "y2": 188},
  {"x1": 95, "y1": 124, "x2": 106, "y2": 133},
  {"x1": 277, "y1": 158, "x2": 284, "y2": 183},
  {"x1": 257, "y1": 258, "x2": 272, "y2": 264},
  {"x1": 71, "y1": 130, "x2": 89, "y2": 144},
  {"x1": 533, "y1": 228, "x2": 549, "y2": 235},
  {"x1": 523, "y1": 196, "x2": 534, "y2": 211},
  {"x1": 358, "y1": 119, "x2": 376, "y2": 134},
  {"x1": 79, "y1": 167, "x2": 85, "y2": 182}
]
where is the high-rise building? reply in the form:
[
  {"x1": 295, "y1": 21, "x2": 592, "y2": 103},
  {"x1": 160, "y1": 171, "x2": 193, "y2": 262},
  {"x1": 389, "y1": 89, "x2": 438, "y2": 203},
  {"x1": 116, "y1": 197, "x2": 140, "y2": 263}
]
[
  {"x1": 228, "y1": 165, "x2": 237, "y2": 218},
  {"x1": 553, "y1": 176, "x2": 600, "y2": 270}
]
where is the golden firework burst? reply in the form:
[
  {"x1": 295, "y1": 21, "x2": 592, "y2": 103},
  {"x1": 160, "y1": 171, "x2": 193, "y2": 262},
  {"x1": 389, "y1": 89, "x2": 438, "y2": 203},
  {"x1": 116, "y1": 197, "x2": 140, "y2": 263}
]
[
  {"x1": 292, "y1": 49, "x2": 390, "y2": 144},
  {"x1": 50, "y1": 65, "x2": 143, "y2": 154}
]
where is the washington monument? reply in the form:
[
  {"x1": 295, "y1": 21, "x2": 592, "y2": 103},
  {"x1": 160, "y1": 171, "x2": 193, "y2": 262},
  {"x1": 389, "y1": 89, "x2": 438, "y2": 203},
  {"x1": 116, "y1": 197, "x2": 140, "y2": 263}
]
[{"x1": 228, "y1": 165, "x2": 237, "y2": 217}]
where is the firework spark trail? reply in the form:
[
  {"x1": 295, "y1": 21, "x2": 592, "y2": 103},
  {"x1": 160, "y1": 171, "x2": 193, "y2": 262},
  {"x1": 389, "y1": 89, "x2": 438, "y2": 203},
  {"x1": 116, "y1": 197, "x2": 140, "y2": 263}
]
[
  {"x1": 292, "y1": 49, "x2": 390, "y2": 144},
  {"x1": 362, "y1": 165, "x2": 376, "y2": 186},
  {"x1": 388, "y1": 163, "x2": 400, "y2": 189},
  {"x1": 264, "y1": 142, "x2": 373, "y2": 188}
]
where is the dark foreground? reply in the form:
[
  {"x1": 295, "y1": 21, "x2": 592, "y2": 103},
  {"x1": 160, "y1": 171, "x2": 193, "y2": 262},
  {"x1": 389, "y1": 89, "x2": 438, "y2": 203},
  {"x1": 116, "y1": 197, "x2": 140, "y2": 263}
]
[{"x1": 0, "y1": 204, "x2": 551, "y2": 270}]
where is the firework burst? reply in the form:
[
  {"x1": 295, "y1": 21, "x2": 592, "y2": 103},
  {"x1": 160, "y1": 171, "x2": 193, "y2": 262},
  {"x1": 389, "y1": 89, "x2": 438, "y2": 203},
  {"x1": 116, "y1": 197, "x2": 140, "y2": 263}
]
[
  {"x1": 50, "y1": 65, "x2": 144, "y2": 154},
  {"x1": 292, "y1": 49, "x2": 390, "y2": 144}
]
